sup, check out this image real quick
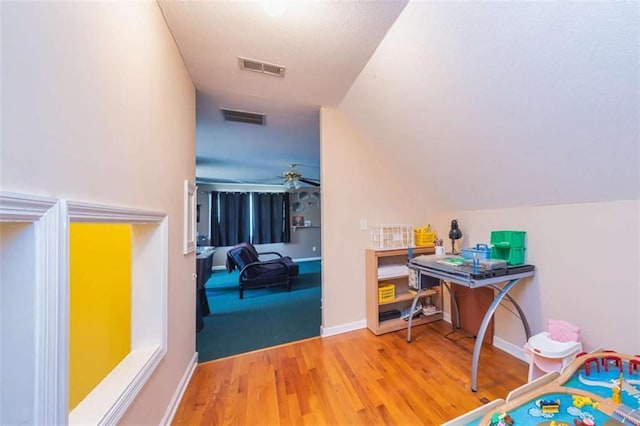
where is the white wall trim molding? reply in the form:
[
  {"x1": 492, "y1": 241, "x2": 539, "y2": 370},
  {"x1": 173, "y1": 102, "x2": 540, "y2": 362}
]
[
  {"x1": 159, "y1": 352, "x2": 198, "y2": 426},
  {"x1": 0, "y1": 191, "x2": 58, "y2": 222},
  {"x1": 183, "y1": 180, "x2": 196, "y2": 254},
  {"x1": 37, "y1": 201, "x2": 68, "y2": 425},
  {"x1": 0, "y1": 192, "x2": 67, "y2": 425},
  {"x1": 493, "y1": 336, "x2": 527, "y2": 362},
  {"x1": 321, "y1": 319, "x2": 366, "y2": 337},
  {"x1": 66, "y1": 200, "x2": 166, "y2": 223},
  {"x1": 66, "y1": 200, "x2": 169, "y2": 426}
]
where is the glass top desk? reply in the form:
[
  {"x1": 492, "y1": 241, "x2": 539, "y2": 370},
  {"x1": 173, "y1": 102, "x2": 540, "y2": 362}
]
[{"x1": 406, "y1": 255, "x2": 535, "y2": 391}]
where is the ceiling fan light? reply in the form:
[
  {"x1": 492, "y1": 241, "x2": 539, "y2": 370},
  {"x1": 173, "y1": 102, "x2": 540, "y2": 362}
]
[{"x1": 283, "y1": 177, "x2": 301, "y2": 190}]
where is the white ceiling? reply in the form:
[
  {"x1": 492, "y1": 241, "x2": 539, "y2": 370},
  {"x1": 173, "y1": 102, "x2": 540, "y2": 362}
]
[{"x1": 158, "y1": 0, "x2": 408, "y2": 186}]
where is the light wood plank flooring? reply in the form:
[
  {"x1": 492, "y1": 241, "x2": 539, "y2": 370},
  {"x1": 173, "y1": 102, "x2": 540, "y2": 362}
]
[{"x1": 173, "y1": 321, "x2": 527, "y2": 425}]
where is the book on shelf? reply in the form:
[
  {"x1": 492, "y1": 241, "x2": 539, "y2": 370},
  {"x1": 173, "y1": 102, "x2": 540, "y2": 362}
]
[{"x1": 401, "y1": 303, "x2": 423, "y2": 321}]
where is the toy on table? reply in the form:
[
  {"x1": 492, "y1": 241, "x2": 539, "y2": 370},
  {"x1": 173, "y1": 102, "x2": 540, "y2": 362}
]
[
  {"x1": 572, "y1": 394, "x2": 599, "y2": 409},
  {"x1": 539, "y1": 398, "x2": 561, "y2": 413},
  {"x1": 475, "y1": 350, "x2": 640, "y2": 426},
  {"x1": 572, "y1": 419, "x2": 595, "y2": 426},
  {"x1": 489, "y1": 412, "x2": 514, "y2": 426},
  {"x1": 612, "y1": 373, "x2": 624, "y2": 404}
]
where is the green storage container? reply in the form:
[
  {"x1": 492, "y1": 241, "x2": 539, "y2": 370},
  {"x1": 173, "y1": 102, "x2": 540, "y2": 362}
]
[
  {"x1": 490, "y1": 230, "x2": 526, "y2": 248},
  {"x1": 491, "y1": 246, "x2": 526, "y2": 266}
]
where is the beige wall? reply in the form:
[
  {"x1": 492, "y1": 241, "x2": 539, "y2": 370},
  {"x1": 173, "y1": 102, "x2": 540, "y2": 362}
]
[
  {"x1": 430, "y1": 201, "x2": 639, "y2": 354},
  {"x1": 1, "y1": 1, "x2": 195, "y2": 423},
  {"x1": 320, "y1": 1, "x2": 639, "y2": 353},
  {"x1": 320, "y1": 107, "x2": 436, "y2": 329},
  {"x1": 320, "y1": 106, "x2": 640, "y2": 354},
  {"x1": 340, "y1": 1, "x2": 639, "y2": 212}
]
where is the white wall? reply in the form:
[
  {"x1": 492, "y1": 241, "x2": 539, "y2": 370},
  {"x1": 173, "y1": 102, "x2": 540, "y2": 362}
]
[
  {"x1": 320, "y1": 107, "x2": 435, "y2": 329},
  {"x1": 320, "y1": 1, "x2": 639, "y2": 352},
  {"x1": 429, "y1": 201, "x2": 639, "y2": 354},
  {"x1": 341, "y1": 1, "x2": 639, "y2": 211},
  {"x1": 1, "y1": 1, "x2": 195, "y2": 424}
]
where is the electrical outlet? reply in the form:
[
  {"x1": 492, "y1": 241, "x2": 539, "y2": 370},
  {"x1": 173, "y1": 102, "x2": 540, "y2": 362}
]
[
  {"x1": 360, "y1": 219, "x2": 368, "y2": 231},
  {"x1": 312, "y1": 246, "x2": 317, "y2": 252}
]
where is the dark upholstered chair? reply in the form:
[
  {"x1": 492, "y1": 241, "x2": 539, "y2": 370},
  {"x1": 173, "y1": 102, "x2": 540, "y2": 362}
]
[{"x1": 225, "y1": 242, "x2": 299, "y2": 299}]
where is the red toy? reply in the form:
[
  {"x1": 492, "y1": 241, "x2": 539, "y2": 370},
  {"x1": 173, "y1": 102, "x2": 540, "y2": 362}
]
[
  {"x1": 601, "y1": 354, "x2": 622, "y2": 372},
  {"x1": 582, "y1": 356, "x2": 600, "y2": 376}
]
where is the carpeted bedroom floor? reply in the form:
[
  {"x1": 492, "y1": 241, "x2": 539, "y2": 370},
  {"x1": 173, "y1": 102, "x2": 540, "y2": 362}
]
[{"x1": 196, "y1": 260, "x2": 322, "y2": 362}]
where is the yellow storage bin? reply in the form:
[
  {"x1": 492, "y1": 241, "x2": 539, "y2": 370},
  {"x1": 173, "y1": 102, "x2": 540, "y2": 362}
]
[
  {"x1": 378, "y1": 282, "x2": 395, "y2": 303},
  {"x1": 414, "y1": 225, "x2": 436, "y2": 247}
]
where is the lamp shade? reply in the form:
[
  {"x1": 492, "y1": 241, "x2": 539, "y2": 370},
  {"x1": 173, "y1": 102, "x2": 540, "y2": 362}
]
[
  {"x1": 449, "y1": 219, "x2": 463, "y2": 240},
  {"x1": 448, "y1": 219, "x2": 462, "y2": 254}
]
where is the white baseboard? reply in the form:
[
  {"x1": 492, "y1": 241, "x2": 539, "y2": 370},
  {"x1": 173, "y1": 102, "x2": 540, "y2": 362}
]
[
  {"x1": 493, "y1": 336, "x2": 527, "y2": 362},
  {"x1": 321, "y1": 320, "x2": 366, "y2": 337},
  {"x1": 440, "y1": 312, "x2": 527, "y2": 363},
  {"x1": 160, "y1": 352, "x2": 198, "y2": 426},
  {"x1": 294, "y1": 256, "x2": 322, "y2": 262},
  {"x1": 320, "y1": 314, "x2": 452, "y2": 338}
]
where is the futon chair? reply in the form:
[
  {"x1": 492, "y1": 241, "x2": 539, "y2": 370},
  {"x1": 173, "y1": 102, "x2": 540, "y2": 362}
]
[{"x1": 225, "y1": 242, "x2": 299, "y2": 299}]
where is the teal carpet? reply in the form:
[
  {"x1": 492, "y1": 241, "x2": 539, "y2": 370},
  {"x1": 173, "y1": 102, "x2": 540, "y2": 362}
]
[{"x1": 196, "y1": 260, "x2": 321, "y2": 362}]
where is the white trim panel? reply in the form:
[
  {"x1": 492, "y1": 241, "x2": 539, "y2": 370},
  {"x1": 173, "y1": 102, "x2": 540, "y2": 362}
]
[
  {"x1": 65, "y1": 200, "x2": 169, "y2": 426},
  {"x1": 66, "y1": 200, "x2": 166, "y2": 223},
  {"x1": 0, "y1": 191, "x2": 58, "y2": 222},
  {"x1": 0, "y1": 192, "x2": 67, "y2": 425}
]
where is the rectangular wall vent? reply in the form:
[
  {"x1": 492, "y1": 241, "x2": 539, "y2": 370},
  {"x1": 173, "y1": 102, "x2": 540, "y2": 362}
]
[
  {"x1": 238, "y1": 57, "x2": 286, "y2": 77},
  {"x1": 220, "y1": 108, "x2": 265, "y2": 125}
]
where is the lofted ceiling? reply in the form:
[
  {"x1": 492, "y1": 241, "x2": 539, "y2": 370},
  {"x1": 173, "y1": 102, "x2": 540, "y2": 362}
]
[{"x1": 158, "y1": 0, "x2": 408, "y2": 186}]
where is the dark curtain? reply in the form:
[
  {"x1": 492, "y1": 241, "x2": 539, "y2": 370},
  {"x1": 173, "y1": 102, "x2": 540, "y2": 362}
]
[
  {"x1": 283, "y1": 192, "x2": 290, "y2": 242},
  {"x1": 210, "y1": 191, "x2": 251, "y2": 246},
  {"x1": 252, "y1": 192, "x2": 290, "y2": 244}
]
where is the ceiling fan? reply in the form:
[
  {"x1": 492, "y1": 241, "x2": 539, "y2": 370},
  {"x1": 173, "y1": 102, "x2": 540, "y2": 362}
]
[{"x1": 282, "y1": 163, "x2": 320, "y2": 189}]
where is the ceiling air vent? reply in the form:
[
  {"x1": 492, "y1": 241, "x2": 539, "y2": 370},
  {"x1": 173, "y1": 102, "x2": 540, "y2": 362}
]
[
  {"x1": 220, "y1": 108, "x2": 265, "y2": 125},
  {"x1": 238, "y1": 57, "x2": 286, "y2": 77}
]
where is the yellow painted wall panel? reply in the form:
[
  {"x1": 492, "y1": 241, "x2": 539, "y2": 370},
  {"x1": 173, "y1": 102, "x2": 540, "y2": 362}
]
[{"x1": 69, "y1": 223, "x2": 132, "y2": 410}]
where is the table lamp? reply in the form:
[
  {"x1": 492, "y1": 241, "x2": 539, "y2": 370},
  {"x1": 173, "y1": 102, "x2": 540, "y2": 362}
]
[{"x1": 448, "y1": 219, "x2": 463, "y2": 254}]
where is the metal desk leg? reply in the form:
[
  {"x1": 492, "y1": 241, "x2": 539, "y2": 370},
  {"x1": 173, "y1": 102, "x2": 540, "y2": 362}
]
[
  {"x1": 406, "y1": 290, "x2": 423, "y2": 342},
  {"x1": 470, "y1": 278, "x2": 520, "y2": 392},
  {"x1": 441, "y1": 281, "x2": 460, "y2": 329},
  {"x1": 494, "y1": 286, "x2": 531, "y2": 340}
]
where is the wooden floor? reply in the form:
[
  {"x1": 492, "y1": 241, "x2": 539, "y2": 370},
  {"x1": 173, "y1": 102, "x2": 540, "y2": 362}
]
[{"x1": 172, "y1": 321, "x2": 528, "y2": 425}]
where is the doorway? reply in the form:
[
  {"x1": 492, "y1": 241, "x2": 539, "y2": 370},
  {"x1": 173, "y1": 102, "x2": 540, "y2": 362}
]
[{"x1": 194, "y1": 187, "x2": 322, "y2": 361}]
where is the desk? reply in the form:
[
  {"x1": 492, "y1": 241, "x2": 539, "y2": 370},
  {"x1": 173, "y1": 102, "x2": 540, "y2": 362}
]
[
  {"x1": 196, "y1": 247, "x2": 215, "y2": 332},
  {"x1": 407, "y1": 255, "x2": 535, "y2": 391}
]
